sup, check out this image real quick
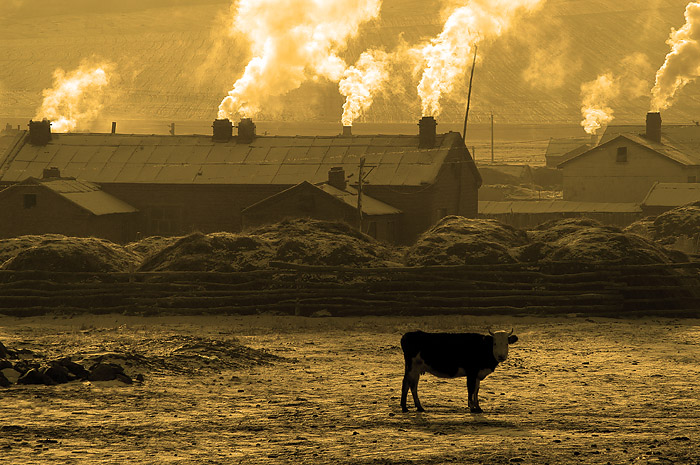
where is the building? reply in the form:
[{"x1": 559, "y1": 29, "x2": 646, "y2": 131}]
[
  {"x1": 544, "y1": 135, "x2": 596, "y2": 168},
  {"x1": 479, "y1": 200, "x2": 641, "y2": 228},
  {"x1": 0, "y1": 168, "x2": 138, "y2": 243},
  {"x1": 557, "y1": 113, "x2": 700, "y2": 203},
  {"x1": 641, "y1": 182, "x2": 700, "y2": 217},
  {"x1": 242, "y1": 171, "x2": 402, "y2": 243},
  {"x1": 0, "y1": 117, "x2": 481, "y2": 244}
]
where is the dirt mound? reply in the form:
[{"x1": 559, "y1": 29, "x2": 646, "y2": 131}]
[
  {"x1": 405, "y1": 216, "x2": 529, "y2": 266},
  {"x1": 624, "y1": 217, "x2": 656, "y2": 239},
  {"x1": 0, "y1": 234, "x2": 68, "y2": 265},
  {"x1": 651, "y1": 203, "x2": 700, "y2": 241},
  {"x1": 1, "y1": 236, "x2": 140, "y2": 272},
  {"x1": 529, "y1": 218, "x2": 678, "y2": 264}
]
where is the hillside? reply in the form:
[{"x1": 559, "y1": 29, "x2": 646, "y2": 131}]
[{"x1": 0, "y1": 0, "x2": 698, "y2": 125}]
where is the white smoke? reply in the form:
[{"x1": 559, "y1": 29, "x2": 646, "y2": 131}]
[
  {"x1": 339, "y1": 50, "x2": 390, "y2": 126},
  {"x1": 579, "y1": 54, "x2": 652, "y2": 134},
  {"x1": 35, "y1": 61, "x2": 114, "y2": 133},
  {"x1": 651, "y1": 2, "x2": 700, "y2": 112},
  {"x1": 580, "y1": 73, "x2": 620, "y2": 135},
  {"x1": 412, "y1": 0, "x2": 544, "y2": 117},
  {"x1": 217, "y1": 0, "x2": 381, "y2": 120}
]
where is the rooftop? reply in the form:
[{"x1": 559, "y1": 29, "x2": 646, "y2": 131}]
[
  {"x1": 642, "y1": 182, "x2": 700, "y2": 208},
  {"x1": 0, "y1": 131, "x2": 472, "y2": 187}
]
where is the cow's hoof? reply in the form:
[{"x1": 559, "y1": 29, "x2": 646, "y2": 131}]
[
  {"x1": 470, "y1": 407, "x2": 483, "y2": 414},
  {"x1": 401, "y1": 407, "x2": 409, "y2": 413},
  {"x1": 417, "y1": 407, "x2": 425, "y2": 413}
]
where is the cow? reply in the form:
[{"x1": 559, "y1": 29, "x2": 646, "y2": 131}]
[{"x1": 400, "y1": 329, "x2": 518, "y2": 413}]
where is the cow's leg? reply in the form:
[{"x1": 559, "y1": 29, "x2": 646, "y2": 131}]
[
  {"x1": 410, "y1": 375, "x2": 424, "y2": 412},
  {"x1": 467, "y1": 376, "x2": 482, "y2": 413},
  {"x1": 401, "y1": 373, "x2": 411, "y2": 412}
]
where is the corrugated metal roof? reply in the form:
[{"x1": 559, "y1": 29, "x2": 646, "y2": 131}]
[
  {"x1": 318, "y1": 183, "x2": 402, "y2": 216},
  {"x1": 243, "y1": 180, "x2": 401, "y2": 216},
  {"x1": 642, "y1": 182, "x2": 700, "y2": 207},
  {"x1": 27, "y1": 178, "x2": 138, "y2": 215},
  {"x1": 479, "y1": 200, "x2": 641, "y2": 215},
  {"x1": 0, "y1": 132, "x2": 461, "y2": 186}
]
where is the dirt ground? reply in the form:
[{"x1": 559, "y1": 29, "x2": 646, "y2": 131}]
[{"x1": 1, "y1": 314, "x2": 699, "y2": 464}]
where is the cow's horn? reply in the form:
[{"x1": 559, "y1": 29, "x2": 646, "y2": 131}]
[
  {"x1": 488, "y1": 327, "x2": 495, "y2": 336},
  {"x1": 508, "y1": 328, "x2": 514, "y2": 336}
]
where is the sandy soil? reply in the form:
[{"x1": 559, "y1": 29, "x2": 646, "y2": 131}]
[{"x1": 1, "y1": 314, "x2": 699, "y2": 464}]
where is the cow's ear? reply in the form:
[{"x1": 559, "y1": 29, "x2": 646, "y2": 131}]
[{"x1": 508, "y1": 335, "x2": 518, "y2": 344}]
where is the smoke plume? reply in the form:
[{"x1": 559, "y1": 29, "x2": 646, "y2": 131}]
[
  {"x1": 580, "y1": 73, "x2": 620, "y2": 135},
  {"x1": 339, "y1": 50, "x2": 390, "y2": 126},
  {"x1": 217, "y1": 0, "x2": 381, "y2": 120},
  {"x1": 650, "y1": 2, "x2": 700, "y2": 112},
  {"x1": 413, "y1": 0, "x2": 543, "y2": 117},
  {"x1": 35, "y1": 61, "x2": 114, "y2": 133}
]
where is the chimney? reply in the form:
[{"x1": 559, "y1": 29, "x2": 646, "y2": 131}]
[
  {"x1": 418, "y1": 116, "x2": 437, "y2": 149},
  {"x1": 342, "y1": 125, "x2": 352, "y2": 137},
  {"x1": 111, "y1": 121, "x2": 117, "y2": 134},
  {"x1": 42, "y1": 167, "x2": 60, "y2": 179},
  {"x1": 212, "y1": 118, "x2": 233, "y2": 142},
  {"x1": 328, "y1": 166, "x2": 346, "y2": 190},
  {"x1": 28, "y1": 119, "x2": 52, "y2": 146},
  {"x1": 237, "y1": 118, "x2": 256, "y2": 144},
  {"x1": 646, "y1": 112, "x2": 662, "y2": 143}
]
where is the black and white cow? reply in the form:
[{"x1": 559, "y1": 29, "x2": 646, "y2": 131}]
[{"x1": 400, "y1": 329, "x2": 518, "y2": 413}]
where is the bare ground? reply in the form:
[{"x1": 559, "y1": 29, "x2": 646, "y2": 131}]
[{"x1": 0, "y1": 314, "x2": 699, "y2": 464}]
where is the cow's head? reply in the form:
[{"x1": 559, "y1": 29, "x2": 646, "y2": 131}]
[{"x1": 489, "y1": 328, "x2": 518, "y2": 362}]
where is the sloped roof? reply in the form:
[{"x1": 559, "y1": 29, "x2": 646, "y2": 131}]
[
  {"x1": 545, "y1": 136, "x2": 592, "y2": 158},
  {"x1": 557, "y1": 134, "x2": 700, "y2": 168},
  {"x1": 479, "y1": 200, "x2": 641, "y2": 215},
  {"x1": 16, "y1": 177, "x2": 138, "y2": 215},
  {"x1": 0, "y1": 131, "x2": 473, "y2": 187},
  {"x1": 601, "y1": 123, "x2": 700, "y2": 160},
  {"x1": 642, "y1": 182, "x2": 700, "y2": 208},
  {"x1": 0, "y1": 129, "x2": 27, "y2": 170},
  {"x1": 243, "y1": 180, "x2": 401, "y2": 216}
]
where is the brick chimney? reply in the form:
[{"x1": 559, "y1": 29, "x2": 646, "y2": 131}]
[
  {"x1": 212, "y1": 118, "x2": 233, "y2": 142},
  {"x1": 328, "y1": 166, "x2": 346, "y2": 190},
  {"x1": 237, "y1": 118, "x2": 256, "y2": 144},
  {"x1": 342, "y1": 125, "x2": 352, "y2": 137},
  {"x1": 418, "y1": 116, "x2": 437, "y2": 148},
  {"x1": 28, "y1": 119, "x2": 52, "y2": 146},
  {"x1": 646, "y1": 112, "x2": 662, "y2": 143},
  {"x1": 42, "y1": 167, "x2": 60, "y2": 179}
]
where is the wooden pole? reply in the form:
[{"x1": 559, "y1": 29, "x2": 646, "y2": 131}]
[
  {"x1": 490, "y1": 112, "x2": 494, "y2": 163},
  {"x1": 358, "y1": 157, "x2": 365, "y2": 233},
  {"x1": 462, "y1": 45, "x2": 478, "y2": 141}
]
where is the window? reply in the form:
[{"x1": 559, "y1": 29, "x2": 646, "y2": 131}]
[
  {"x1": 23, "y1": 194, "x2": 36, "y2": 209},
  {"x1": 616, "y1": 146, "x2": 628, "y2": 162}
]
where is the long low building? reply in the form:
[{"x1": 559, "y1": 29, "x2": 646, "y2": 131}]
[
  {"x1": 0, "y1": 118, "x2": 481, "y2": 244},
  {"x1": 479, "y1": 200, "x2": 642, "y2": 228}
]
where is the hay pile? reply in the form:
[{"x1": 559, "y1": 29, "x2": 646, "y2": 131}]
[
  {"x1": 651, "y1": 203, "x2": 700, "y2": 241},
  {"x1": 405, "y1": 217, "x2": 680, "y2": 266},
  {"x1": 0, "y1": 235, "x2": 140, "y2": 272},
  {"x1": 140, "y1": 219, "x2": 401, "y2": 271},
  {"x1": 528, "y1": 218, "x2": 679, "y2": 264},
  {"x1": 405, "y1": 216, "x2": 529, "y2": 265}
]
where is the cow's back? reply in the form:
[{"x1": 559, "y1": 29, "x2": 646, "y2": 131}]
[{"x1": 401, "y1": 331, "x2": 491, "y2": 375}]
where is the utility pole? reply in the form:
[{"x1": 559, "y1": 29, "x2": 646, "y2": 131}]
[
  {"x1": 462, "y1": 45, "x2": 478, "y2": 142},
  {"x1": 490, "y1": 112, "x2": 494, "y2": 164},
  {"x1": 169, "y1": 123, "x2": 176, "y2": 136},
  {"x1": 357, "y1": 157, "x2": 365, "y2": 233}
]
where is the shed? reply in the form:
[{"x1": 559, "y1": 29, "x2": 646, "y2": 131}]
[
  {"x1": 479, "y1": 200, "x2": 641, "y2": 228},
  {"x1": 0, "y1": 170, "x2": 139, "y2": 243},
  {"x1": 641, "y1": 182, "x2": 700, "y2": 217}
]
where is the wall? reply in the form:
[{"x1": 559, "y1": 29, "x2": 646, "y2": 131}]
[
  {"x1": 561, "y1": 140, "x2": 700, "y2": 203},
  {"x1": 0, "y1": 185, "x2": 136, "y2": 243}
]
